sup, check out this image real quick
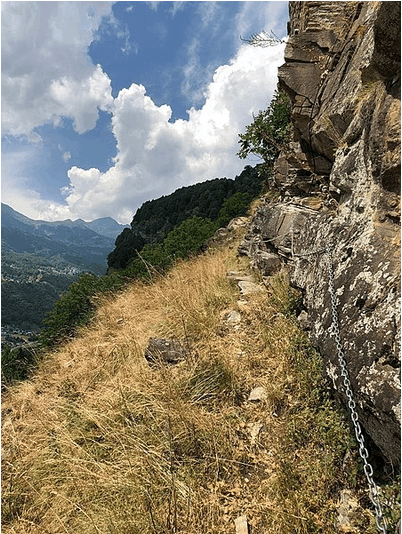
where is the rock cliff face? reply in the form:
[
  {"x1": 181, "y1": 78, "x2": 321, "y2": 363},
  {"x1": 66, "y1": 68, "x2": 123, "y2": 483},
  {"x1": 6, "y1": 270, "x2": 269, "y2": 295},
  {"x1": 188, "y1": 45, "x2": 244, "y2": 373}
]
[{"x1": 241, "y1": 1, "x2": 401, "y2": 466}]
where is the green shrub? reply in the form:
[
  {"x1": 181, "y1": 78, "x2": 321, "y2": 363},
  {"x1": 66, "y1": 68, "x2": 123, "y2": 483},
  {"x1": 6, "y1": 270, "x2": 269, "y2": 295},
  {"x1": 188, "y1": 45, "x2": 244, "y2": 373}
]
[
  {"x1": 216, "y1": 192, "x2": 252, "y2": 227},
  {"x1": 125, "y1": 243, "x2": 171, "y2": 279},
  {"x1": 163, "y1": 216, "x2": 218, "y2": 258},
  {"x1": 1, "y1": 344, "x2": 38, "y2": 386},
  {"x1": 39, "y1": 273, "x2": 126, "y2": 347},
  {"x1": 238, "y1": 90, "x2": 291, "y2": 177}
]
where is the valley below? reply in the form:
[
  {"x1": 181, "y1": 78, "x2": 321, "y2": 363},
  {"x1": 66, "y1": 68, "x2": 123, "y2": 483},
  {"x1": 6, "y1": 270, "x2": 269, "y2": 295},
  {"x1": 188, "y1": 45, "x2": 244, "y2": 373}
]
[{"x1": 1, "y1": 203, "x2": 128, "y2": 343}]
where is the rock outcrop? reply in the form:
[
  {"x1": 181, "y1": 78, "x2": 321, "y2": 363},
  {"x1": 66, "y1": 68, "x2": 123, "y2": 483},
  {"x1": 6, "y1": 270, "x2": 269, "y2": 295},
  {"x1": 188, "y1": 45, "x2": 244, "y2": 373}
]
[{"x1": 241, "y1": 1, "x2": 400, "y2": 466}]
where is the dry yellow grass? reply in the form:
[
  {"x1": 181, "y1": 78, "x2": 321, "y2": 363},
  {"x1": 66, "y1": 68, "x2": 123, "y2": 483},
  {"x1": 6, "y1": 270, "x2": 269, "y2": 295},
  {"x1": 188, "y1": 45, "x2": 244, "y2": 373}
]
[{"x1": 2, "y1": 233, "x2": 394, "y2": 533}]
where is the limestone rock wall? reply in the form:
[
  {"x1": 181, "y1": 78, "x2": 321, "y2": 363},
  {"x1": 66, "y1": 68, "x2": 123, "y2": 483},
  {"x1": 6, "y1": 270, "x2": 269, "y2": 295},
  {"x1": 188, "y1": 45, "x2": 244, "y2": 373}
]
[{"x1": 241, "y1": 1, "x2": 400, "y2": 466}]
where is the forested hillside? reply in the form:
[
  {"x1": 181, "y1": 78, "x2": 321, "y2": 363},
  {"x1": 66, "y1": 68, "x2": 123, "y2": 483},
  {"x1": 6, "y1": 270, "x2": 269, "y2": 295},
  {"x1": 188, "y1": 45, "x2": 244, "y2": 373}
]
[
  {"x1": 1, "y1": 252, "x2": 81, "y2": 333},
  {"x1": 107, "y1": 165, "x2": 262, "y2": 270},
  {"x1": 1, "y1": 204, "x2": 127, "y2": 275}
]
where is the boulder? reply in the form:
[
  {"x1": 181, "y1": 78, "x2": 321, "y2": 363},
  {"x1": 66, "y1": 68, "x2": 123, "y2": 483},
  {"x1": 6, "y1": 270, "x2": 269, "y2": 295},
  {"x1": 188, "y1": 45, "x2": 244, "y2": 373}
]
[{"x1": 144, "y1": 338, "x2": 188, "y2": 366}]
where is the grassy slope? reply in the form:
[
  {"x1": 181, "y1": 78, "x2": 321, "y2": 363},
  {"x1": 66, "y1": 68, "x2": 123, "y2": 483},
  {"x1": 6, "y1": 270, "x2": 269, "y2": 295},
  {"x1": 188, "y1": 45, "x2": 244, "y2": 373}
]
[{"x1": 2, "y1": 222, "x2": 399, "y2": 533}]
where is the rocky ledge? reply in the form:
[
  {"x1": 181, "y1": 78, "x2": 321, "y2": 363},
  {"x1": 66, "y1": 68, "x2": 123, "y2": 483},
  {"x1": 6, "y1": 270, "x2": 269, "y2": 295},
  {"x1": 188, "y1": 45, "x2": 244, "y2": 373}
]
[{"x1": 241, "y1": 1, "x2": 400, "y2": 466}]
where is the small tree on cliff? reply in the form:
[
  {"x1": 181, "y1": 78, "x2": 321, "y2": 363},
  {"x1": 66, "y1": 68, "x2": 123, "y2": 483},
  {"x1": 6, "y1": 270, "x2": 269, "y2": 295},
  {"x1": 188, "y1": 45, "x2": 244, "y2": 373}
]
[{"x1": 237, "y1": 90, "x2": 291, "y2": 178}]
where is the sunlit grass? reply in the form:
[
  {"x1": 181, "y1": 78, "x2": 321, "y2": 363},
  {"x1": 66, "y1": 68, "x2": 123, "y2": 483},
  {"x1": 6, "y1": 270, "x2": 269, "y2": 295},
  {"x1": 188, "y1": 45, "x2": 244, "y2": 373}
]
[{"x1": 2, "y1": 229, "x2": 399, "y2": 533}]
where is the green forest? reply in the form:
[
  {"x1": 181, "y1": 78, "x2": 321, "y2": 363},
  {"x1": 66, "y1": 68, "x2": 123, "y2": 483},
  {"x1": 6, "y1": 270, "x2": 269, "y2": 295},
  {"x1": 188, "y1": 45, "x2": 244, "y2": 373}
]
[
  {"x1": 107, "y1": 164, "x2": 263, "y2": 270},
  {"x1": 1, "y1": 251, "x2": 82, "y2": 332}
]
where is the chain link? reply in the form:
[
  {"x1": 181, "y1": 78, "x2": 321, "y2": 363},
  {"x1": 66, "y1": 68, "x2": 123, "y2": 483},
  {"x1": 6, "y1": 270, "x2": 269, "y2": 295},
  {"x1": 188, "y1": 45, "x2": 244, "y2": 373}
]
[
  {"x1": 293, "y1": 246, "x2": 328, "y2": 258},
  {"x1": 326, "y1": 244, "x2": 387, "y2": 534}
]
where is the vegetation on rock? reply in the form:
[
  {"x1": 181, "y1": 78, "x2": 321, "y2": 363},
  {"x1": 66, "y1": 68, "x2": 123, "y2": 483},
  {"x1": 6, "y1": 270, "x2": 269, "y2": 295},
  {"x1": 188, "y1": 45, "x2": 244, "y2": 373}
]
[{"x1": 237, "y1": 89, "x2": 291, "y2": 177}]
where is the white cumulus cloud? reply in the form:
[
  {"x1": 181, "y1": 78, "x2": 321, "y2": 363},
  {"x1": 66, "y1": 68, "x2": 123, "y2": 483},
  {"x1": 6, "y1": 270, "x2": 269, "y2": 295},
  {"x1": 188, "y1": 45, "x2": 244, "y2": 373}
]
[
  {"x1": 48, "y1": 41, "x2": 286, "y2": 223},
  {"x1": 1, "y1": 1, "x2": 114, "y2": 138},
  {"x1": 2, "y1": 1, "x2": 288, "y2": 224}
]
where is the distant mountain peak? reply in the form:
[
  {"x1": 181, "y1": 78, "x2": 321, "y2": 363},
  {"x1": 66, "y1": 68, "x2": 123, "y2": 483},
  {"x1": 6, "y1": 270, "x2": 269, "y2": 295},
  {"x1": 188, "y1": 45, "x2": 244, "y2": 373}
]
[{"x1": 1, "y1": 204, "x2": 129, "y2": 237}]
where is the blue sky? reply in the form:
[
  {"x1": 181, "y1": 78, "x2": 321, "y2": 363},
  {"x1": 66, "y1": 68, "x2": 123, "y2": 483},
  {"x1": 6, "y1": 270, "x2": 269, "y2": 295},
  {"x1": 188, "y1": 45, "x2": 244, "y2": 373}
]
[{"x1": 2, "y1": 1, "x2": 289, "y2": 224}]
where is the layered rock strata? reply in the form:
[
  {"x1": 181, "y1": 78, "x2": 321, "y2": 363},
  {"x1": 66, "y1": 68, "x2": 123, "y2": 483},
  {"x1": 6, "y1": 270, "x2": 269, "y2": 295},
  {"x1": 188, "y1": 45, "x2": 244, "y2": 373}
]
[{"x1": 241, "y1": 1, "x2": 401, "y2": 466}]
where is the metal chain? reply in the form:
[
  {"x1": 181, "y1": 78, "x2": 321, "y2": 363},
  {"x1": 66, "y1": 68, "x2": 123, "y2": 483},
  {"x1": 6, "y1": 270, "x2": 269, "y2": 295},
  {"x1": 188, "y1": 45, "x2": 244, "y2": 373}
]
[
  {"x1": 293, "y1": 246, "x2": 327, "y2": 258},
  {"x1": 326, "y1": 243, "x2": 387, "y2": 534}
]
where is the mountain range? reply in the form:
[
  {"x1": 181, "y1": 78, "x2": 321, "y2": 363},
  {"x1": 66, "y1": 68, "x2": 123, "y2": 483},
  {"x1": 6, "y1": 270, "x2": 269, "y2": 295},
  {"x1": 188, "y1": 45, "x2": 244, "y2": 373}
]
[
  {"x1": 2, "y1": 204, "x2": 128, "y2": 268},
  {"x1": 1, "y1": 204, "x2": 128, "y2": 334}
]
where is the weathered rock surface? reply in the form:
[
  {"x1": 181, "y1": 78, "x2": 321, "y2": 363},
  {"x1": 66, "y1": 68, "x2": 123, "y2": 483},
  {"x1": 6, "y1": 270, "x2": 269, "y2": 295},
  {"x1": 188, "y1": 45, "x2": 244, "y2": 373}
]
[
  {"x1": 241, "y1": 1, "x2": 400, "y2": 466},
  {"x1": 247, "y1": 422, "x2": 263, "y2": 444},
  {"x1": 238, "y1": 280, "x2": 263, "y2": 296},
  {"x1": 225, "y1": 310, "x2": 242, "y2": 325},
  {"x1": 206, "y1": 216, "x2": 250, "y2": 249},
  {"x1": 248, "y1": 386, "x2": 268, "y2": 402},
  {"x1": 336, "y1": 489, "x2": 362, "y2": 533},
  {"x1": 235, "y1": 515, "x2": 249, "y2": 534},
  {"x1": 145, "y1": 338, "x2": 188, "y2": 366}
]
